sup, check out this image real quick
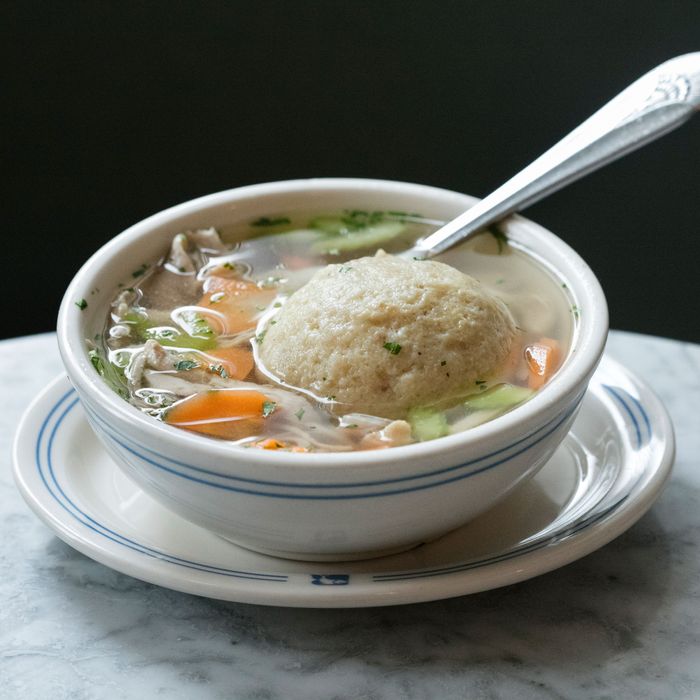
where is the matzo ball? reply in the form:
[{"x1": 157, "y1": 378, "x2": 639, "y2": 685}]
[{"x1": 259, "y1": 252, "x2": 515, "y2": 419}]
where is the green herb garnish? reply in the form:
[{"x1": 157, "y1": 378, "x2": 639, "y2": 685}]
[
  {"x1": 487, "y1": 224, "x2": 508, "y2": 253},
  {"x1": 88, "y1": 348, "x2": 102, "y2": 373},
  {"x1": 251, "y1": 216, "x2": 291, "y2": 227},
  {"x1": 75, "y1": 299, "x2": 88, "y2": 310},
  {"x1": 387, "y1": 210, "x2": 422, "y2": 218},
  {"x1": 209, "y1": 364, "x2": 229, "y2": 379},
  {"x1": 175, "y1": 360, "x2": 199, "y2": 371},
  {"x1": 131, "y1": 263, "x2": 149, "y2": 278},
  {"x1": 262, "y1": 401, "x2": 277, "y2": 417},
  {"x1": 88, "y1": 349, "x2": 129, "y2": 399},
  {"x1": 294, "y1": 408, "x2": 305, "y2": 421},
  {"x1": 383, "y1": 342, "x2": 402, "y2": 355}
]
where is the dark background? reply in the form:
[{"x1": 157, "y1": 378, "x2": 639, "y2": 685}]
[{"x1": 3, "y1": 1, "x2": 699, "y2": 343}]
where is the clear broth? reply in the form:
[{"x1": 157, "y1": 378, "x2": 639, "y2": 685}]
[{"x1": 93, "y1": 211, "x2": 576, "y2": 451}]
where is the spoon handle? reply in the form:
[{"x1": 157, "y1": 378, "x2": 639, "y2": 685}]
[{"x1": 416, "y1": 52, "x2": 700, "y2": 256}]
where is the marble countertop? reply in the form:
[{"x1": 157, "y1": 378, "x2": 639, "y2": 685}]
[{"x1": 2, "y1": 331, "x2": 699, "y2": 700}]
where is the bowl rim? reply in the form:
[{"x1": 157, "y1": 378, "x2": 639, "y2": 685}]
[{"x1": 57, "y1": 177, "x2": 608, "y2": 469}]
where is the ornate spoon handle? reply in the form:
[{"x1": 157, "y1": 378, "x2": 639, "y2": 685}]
[{"x1": 415, "y1": 53, "x2": 700, "y2": 257}]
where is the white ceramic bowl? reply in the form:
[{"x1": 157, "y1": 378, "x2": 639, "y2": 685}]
[{"x1": 57, "y1": 179, "x2": 608, "y2": 561}]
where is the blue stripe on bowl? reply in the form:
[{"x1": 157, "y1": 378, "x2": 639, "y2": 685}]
[
  {"x1": 78, "y1": 391, "x2": 585, "y2": 498},
  {"x1": 603, "y1": 385, "x2": 651, "y2": 449},
  {"x1": 82, "y1": 398, "x2": 582, "y2": 499},
  {"x1": 36, "y1": 389, "x2": 287, "y2": 582}
]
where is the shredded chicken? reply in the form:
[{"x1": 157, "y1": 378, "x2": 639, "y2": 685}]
[
  {"x1": 360, "y1": 420, "x2": 413, "y2": 449},
  {"x1": 167, "y1": 233, "x2": 196, "y2": 274},
  {"x1": 112, "y1": 289, "x2": 136, "y2": 319},
  {"x1": 187, "y1": 227, "x2": 227, "y2": 252},
  {"x1": 126, "y1": 340, "x2": 174, "y2": 387}
]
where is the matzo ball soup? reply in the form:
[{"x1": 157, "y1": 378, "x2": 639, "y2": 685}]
[{"x1": 83, "y1": 211, "x2": 576, "y2": 452}]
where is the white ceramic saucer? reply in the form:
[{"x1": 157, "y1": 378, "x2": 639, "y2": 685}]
[{"x1": 13, "y1": 356, "x2": 674, "y2": 608}]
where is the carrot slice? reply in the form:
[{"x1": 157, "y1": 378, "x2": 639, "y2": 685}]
[
  {"x1": 250, "y1": 438, "x2": 309, "y2": 452},
  {"x1": 252, "y1": 438, "x2": 287, "y2": 450},
  {"x1": 198, "y1": 277, "x2": 275, "y2": 334},
  {"x1": 165, "y1": 390, "x2": 267, "y2": 440},
  {"x1": 525, "y1": 338, "x2": 561, "y2": 389},
  {"x1": 203, "y1": 346, "x2": 255, "y2": 380}
]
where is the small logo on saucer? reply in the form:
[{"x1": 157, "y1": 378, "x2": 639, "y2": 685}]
[{"x1": 311, "y1": 574, "x2": 350, "y2": 586}]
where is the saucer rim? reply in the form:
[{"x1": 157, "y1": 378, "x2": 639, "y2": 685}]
[{"x1": 12, "y1": 357, "x2": 675, "y2": 608}]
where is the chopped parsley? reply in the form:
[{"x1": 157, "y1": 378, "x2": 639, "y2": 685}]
[
  {"x1": 88, "y1": 348, "x2": 103, "y2": 373},
  {"x1": 338, "y1": 266, "x2": 353, "y2": 273},
  {"x1": 209, "y1": 363, "x2": 229, "y2": 379},
  {"x1": 262, "y1": 400, "x2": 277, "y2": 417},
  {"x1": 572, "y1": 305, "x2": 581, "y2": 319},
  {"x1": 75, "y1": 298, "x2": 88, "y2": 310},
  {"x1": 487, "y1": 224, "x2": 508, "y2": 253},
  {"x1": 88, "y1": 349, "x2": 129, "y2": 399},
  {"x1": 440, "y1": 360, "x2": 447, "y2": 366},
  {"x1": 294, "y1": 407, "x2": 305, "y2": 421},
  {"x1": 255, "y1": 330, "x2": 267, "y2": 344},
  {"x1": 383, "y1": 342, "x2": 402, "y2": 355},
  {"x1": 131, "y1": 263, "x2": 149, "y2": 278},
  {"x1": 175, "y1": 360, "x2": 199, "y2": 371},
  {"x1": 223, "y1": 262, "x2": 236, "y2": 271},
  {"x1": 341, "y1": 209, "x2": 385, "y2": 229},
  {"x1": 387, "y1": 210, "x2": 422, "y2": 218},
  {"x1": 273, "y1": 302, "x2": 282, "y2": 308},
  {"x1": 251, "y1": 216, "x2": 291, "y2": 227}
]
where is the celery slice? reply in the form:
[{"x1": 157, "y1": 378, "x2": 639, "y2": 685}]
[
  {"x1": 408, "y1": 406, "x2": 449, "y2": 442},
  {"x1": 464, "y1": 383, "x2": 534, "y2": 412},
  {"x1": 310, "y1": 221, "x2": 406, "y2": 254},
  {"x1": 144, "y1": 326, "x2": 217, "y2": 351}
]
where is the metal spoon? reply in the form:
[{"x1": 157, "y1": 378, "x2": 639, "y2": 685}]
[{"x1": 410, "y1": 52, "x2": 700, "y2": 258}]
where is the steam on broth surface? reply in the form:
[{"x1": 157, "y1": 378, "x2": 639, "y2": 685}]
[{"x1": 90, "y1": 211, "x2": 575, "y2": 452}]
